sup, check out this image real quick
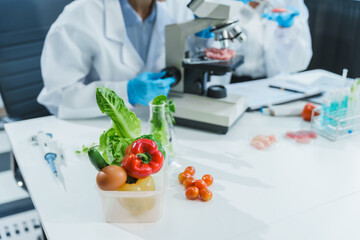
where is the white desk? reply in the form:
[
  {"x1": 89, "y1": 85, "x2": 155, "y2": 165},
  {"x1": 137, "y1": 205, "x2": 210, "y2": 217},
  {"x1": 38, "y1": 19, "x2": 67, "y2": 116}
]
[{"x1": 4, "y1": 113, "x2": 360, "y2": 240}]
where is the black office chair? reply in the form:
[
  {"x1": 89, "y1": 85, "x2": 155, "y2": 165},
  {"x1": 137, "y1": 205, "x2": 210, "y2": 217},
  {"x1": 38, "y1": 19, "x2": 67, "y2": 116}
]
[
  {"x1": 0, "y1": 0, "x2": 73, "y2": 122},
  {"x1": 0, "y1": 2, "x2": 73, "y2": 231},
  {"x1": 305, "y1": 0, "x2": 360, "y2": 78}
]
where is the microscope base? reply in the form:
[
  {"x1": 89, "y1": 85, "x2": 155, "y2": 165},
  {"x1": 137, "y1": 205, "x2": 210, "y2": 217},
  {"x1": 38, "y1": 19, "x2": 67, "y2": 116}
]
[{"x1": 172, "y1": 93, "x2": 248, "y2": 134}]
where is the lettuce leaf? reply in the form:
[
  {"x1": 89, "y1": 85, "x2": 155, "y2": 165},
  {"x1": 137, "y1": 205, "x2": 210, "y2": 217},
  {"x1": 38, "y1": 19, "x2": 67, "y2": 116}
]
[
  {"x1": 96, "y1": 87, "x2": 141, "y2": 139},
  {"x1": 152, "y1": 95, "x2": 167, "y2": 105},
  {"x1": 98, "y1": 128, "x2": 133, "y2": 165},
  {"x1": 150, "y1": 95, "x2": 176, "y2": 149}
]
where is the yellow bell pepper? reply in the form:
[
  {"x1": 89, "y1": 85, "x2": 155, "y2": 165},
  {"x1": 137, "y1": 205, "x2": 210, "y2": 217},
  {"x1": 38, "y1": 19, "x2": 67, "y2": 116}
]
[{"x1": 118, "y1": 176, "x2": 156, "y2": 215}]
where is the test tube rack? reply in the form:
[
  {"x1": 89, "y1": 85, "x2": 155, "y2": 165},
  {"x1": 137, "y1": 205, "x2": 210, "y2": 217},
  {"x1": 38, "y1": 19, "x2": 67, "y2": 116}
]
[{"x1": 311, "y1": 108, "x2": 360, "y2": 141}]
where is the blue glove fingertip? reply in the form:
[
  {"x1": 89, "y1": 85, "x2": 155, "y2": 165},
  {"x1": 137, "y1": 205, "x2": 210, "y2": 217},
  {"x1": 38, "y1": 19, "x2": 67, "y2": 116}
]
[
  {"x1": 158, "y1": 71, "x2": 167, "y2": 78},
  {"x1": 154, "y1": 77, "x2": 175, "y2": 87},
  {"x1": 148, "y1": 71, "x2": 166, "y2": 80},
  {"x1": 234, "y1": 0, "x2": 253, "y2": 3},
  {"x1": 195, "y1": 27, "x2": 215, "y2": 39}
]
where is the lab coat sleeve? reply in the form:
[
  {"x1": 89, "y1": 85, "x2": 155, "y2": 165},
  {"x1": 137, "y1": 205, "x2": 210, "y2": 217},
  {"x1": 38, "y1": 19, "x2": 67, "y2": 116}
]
[
  {"x1": 263, "y1": 0, "x2": 313, "y2": 77},
  {"x1": 38, "y1": 26, "x2": 129, "y2": 119}
]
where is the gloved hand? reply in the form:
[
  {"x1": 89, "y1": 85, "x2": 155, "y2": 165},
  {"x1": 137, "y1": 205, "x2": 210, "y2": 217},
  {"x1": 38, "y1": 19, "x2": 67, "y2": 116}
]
[
  {"x1": 262, "y1": 6, "x2": 300, "y2": 28},
  {"x1": 194, "y1": 15, "x2": 214, "y2": 39},
  {"x1": 127, "y1": 72, "x2": 175, "y2": 106},
  {"x1": 195, "y1": 27, "x2": 214, "y2": 39},
  {"x1": 234, "y1": 0, "x2": 253, "y2": 4}
]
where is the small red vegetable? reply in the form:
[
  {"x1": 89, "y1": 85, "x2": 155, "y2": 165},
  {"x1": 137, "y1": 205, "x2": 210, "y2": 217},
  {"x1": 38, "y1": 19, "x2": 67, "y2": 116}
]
[
  {"x1": 186, "y1": 186, "x2": 199, "y2": 200},
  {"x1": 302, "y1": 103, "x2": 319, "y2": 122},
  {"x1": 178, "y1": 172, "x2": 191, "y2": 184},
  {"x1": 200, "y1": 188, "x2": 213, "y2": 201},
  {"x1": 194, "y1": 179, "x2": 207, "y2": 191},
  {"x1": 183, "y1": 177, "x2": 196, "y2": 189},
  {"x1": 202, "y1": 174, "x2": 213, "y2": 186},
  {"x1": 184, "y1": 166, "x2": 196, "y2": 176},
  {"x1": 121, "y1": 139, "x2": 164, "y2": 179}
]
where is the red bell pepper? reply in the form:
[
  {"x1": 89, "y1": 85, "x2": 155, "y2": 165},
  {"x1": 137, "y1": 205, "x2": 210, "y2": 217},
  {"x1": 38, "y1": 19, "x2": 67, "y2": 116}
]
[{"x1": 121, "y1": 139, "x2": 164, "y2": 179}]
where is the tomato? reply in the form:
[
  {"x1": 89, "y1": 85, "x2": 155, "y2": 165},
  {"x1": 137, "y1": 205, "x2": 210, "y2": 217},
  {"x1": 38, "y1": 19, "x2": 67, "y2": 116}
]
[
  {"x1": 185, "y1": 186, "x2": 199, "y2": 200},
  {"x1": 202, "y1": 174, "x2": 213, "y2": 186},
  {"x1": 183, "y1": 177, "x2": 196, "y2": 189},
  {"x1": 194, "y1": 179, "x2": 207, "y2": 190},
  {"x1": 199, "y1": 188, "x2": 213, "y2": 201},
  {"x1": 302, "y1": 103, "x2": 319, "y2": 122},
  {"x1": 184, "y1": 166, "x2": 195, "y2": 176},
  {"x1": 178, "y1": 172, "x2": 191, "y2": 184}
]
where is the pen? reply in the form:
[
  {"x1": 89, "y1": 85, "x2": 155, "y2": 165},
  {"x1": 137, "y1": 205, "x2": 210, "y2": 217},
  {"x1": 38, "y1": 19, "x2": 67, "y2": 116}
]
[{"x1": 268, "y1": 85, "x2": 305, "y2": 94}]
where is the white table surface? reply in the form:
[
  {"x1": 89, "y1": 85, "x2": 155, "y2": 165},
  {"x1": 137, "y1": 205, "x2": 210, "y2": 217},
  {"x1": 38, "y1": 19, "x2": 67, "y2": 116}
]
[{"x1": 4, "y1": 112, "x2": 360, "y2": 240}]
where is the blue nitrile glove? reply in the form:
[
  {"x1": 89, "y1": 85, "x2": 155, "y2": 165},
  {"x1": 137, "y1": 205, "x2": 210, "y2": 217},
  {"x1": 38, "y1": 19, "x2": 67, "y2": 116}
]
[
  {"x1": 262, "y1": 6, "x2": 300, "y2": 28},
  {"x1": 127, "y1": 72, "x2": 175, "y2": 106},
  {"x1": 194, "y1": 15, "x2": 214, "y2": 39},
  {"x1": 234, "y1": 0, "x2": 253, "y2": 4},
  {"x1": 195, "y1": 27, "x2": 214, "y2": 38}
]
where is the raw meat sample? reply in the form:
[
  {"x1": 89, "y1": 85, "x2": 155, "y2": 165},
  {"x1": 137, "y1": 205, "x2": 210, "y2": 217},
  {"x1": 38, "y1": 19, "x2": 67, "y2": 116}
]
[
  {"x1": 204, "y1": 48, "x2": 236, "y2": 60},
  {"x1": 285, "y1": 131, "x2": 317, "y2": 144},
  {"x1": 251, "y1": 134, "x2": 277, "y2": 150},
  {"x1": 251, "y1": 140, "x2": 266, "y2": 150}
]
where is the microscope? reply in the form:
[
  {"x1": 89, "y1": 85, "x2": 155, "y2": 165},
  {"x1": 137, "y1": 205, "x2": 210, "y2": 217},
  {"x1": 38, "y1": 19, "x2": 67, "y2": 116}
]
[{"x1": 164, "y1": 0, "x2": 248, "y2": 134}]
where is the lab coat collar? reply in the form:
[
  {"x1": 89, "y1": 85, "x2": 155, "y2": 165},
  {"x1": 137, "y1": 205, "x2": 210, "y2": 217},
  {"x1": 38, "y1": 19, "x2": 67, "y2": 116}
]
[
  {"x1": 104, "y1": 0, "x2": 127, "y2": 43},
  {"x1": 145, "y1": 1, "x2": 174, "y2": 69},
  {"x1": 105, "y1": 0, "x2": 144, "y2": 71},
  {"x1": 104, "y1": 0, "x2": 175, "y2": 71}
]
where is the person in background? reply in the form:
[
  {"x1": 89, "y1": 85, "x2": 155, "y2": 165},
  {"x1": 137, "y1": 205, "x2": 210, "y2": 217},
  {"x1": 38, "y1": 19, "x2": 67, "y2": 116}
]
[
  {"x1": 37, "y1": 0, "x2": 193, "y2": 119},
  {"x1": 195, "y1": 0, "x2": 312, "y2": 81},
  {"x1": 235, "y1": 0, "x2": 312, "y2": 79}
]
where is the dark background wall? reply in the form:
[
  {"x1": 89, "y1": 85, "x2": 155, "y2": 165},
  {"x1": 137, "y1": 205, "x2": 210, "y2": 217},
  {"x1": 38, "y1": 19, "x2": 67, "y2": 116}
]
[{"x1": 305, "y1": 0, "x2": 360, "y2": 78}]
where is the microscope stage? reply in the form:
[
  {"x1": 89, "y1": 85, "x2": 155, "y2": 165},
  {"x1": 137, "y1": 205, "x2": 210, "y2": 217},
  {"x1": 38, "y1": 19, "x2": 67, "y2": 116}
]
[{"x1": 172, "y1": 93, "x2": 248, "y2": 134}]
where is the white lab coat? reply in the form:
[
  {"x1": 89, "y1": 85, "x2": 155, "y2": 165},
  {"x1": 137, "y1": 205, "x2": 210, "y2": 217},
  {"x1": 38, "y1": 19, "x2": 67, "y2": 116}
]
[
  {"x1": 37, "y1": 0, "x2": 193, "y2": 119},
  {"x1": 234, "y1": 0, "x2": 313, "y2": 78}
]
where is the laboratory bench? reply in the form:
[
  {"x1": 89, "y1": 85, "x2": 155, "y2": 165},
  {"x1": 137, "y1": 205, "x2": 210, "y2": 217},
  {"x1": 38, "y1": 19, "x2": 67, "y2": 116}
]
[{"x1": 4, "y1": 111, "x2": 360, "y2": 240}]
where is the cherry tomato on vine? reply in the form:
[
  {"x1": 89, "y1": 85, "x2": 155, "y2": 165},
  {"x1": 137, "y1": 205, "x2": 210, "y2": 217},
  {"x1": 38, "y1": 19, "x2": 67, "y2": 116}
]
[
  {"x1": 185, "y1": 186, "x2": 199, "y2": 200},
  {"x1": 202, "y1": 174, "x2": 213, "y2": 186},
  {"x1": 184, "y1": 166, "x2": 195, "y2": 176}
]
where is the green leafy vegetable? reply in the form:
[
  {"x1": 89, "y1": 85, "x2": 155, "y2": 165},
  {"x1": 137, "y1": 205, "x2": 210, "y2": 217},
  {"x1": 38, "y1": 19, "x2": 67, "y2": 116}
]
[
  {"x1": 165, "y1": 99, "x2": 176, "y2": 124},
  {"x1": 152, "y1": 95, "x2": 167, "y2": 105},
  {"x1": 85, "y1": 88, "x2": 172, "y2": 170},
  {"x1": 152, "y1": 95, "x2": 176, "y2": 124},
  {"x1": 150, "y1": 95, "x2": 176, "y2": 153},
  {"x1": 96, "y1": 87, "x2": 141, "y2": 139},
  {"x1": 98, "y1": 128, "x2": 134, "y2": 165},
  {"x1": 76, "y1": 144, "x2": 96, "y2": 155},
  {"x1": 150, "y1": 105, "x2": 168, "y2": 147}
]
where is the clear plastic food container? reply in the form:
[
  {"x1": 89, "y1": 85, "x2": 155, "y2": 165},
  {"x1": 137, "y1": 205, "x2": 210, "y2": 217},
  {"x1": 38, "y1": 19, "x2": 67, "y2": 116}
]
[{"x1": 97, "y1": 166, "x2": 167, "y2": 223}]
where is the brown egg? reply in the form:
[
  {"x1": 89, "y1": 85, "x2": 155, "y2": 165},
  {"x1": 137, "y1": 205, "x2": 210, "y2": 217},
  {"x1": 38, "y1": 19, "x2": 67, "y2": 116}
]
[{"x1": 96, "y1": 165, "x2": 127, "y2": 191}]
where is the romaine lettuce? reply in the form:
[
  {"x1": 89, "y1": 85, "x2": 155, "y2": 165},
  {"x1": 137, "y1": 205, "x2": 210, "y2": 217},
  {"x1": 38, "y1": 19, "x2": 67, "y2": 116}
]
[{"x1": 96, "y1": 87, "x2": 141, "y2": 139}]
